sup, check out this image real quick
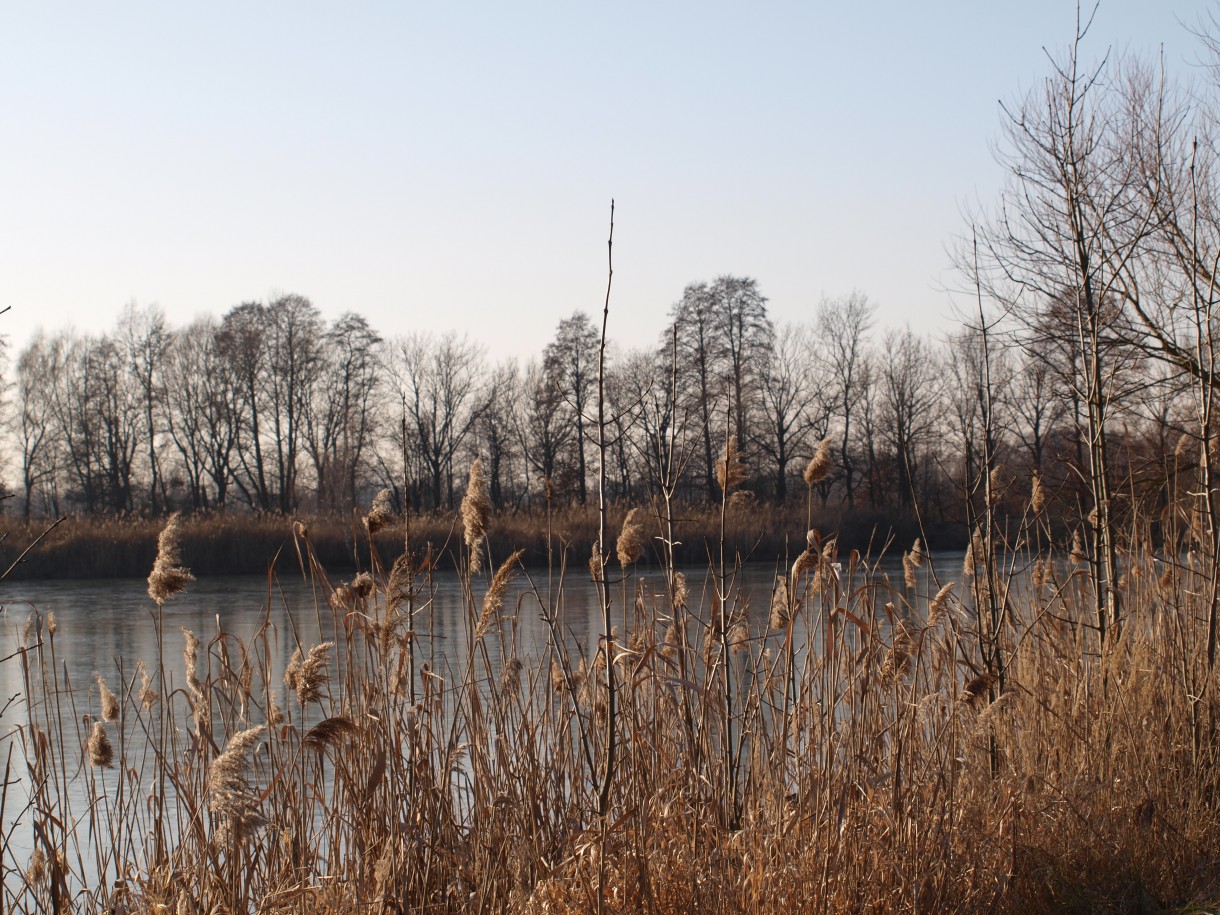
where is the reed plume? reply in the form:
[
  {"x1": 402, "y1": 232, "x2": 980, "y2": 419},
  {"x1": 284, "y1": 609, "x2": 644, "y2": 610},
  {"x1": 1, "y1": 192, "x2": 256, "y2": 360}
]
[
  {"x1": 476, "y1": 549, "x2": 524, "y2": 639},
  {"x1": 285, "y1": 642, "x2": 334, "y2": 705},
  {"x1": 461, "y1": 458, "x2": 492, "y2": 573},
  {"x1": 364, "y1": 487, "x2": 395, "y2": 534},
  {"x1": 717, "y1": 438, "x2": 747, "y2": 493},
  {"x1": 209, "y1": 725, "x2": 266, "y2": 843},
  {"x1": 769, "y1": 575, "x2": 790, "y2": 629},
  {"x1": 616, "y1": 508, "x2": 647, "y2": 567},
  {"x1": 147, "y1": 511, "x2": 194, "y2": 604},
  {"x1": 1070, "y1": 529, "x2": 1086, "y2": 565},
  {"x1": 86, "y1": 719, "x2": 113, "y2": 768},
  {"x1": 97, "y1": 675, "x2": 119, "y2": 722},
  {"x1": 1030, "y1": 470, "x2": 1045, "y2": 514},
  {"x1": 803, "y1": 438, "x2": 833, "y2": 487}
]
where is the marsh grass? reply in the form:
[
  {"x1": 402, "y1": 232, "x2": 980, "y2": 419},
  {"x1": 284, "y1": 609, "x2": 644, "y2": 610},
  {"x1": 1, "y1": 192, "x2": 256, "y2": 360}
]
[{"x1": 4, "y1": 498, "x2": 1220, "y2": 913}]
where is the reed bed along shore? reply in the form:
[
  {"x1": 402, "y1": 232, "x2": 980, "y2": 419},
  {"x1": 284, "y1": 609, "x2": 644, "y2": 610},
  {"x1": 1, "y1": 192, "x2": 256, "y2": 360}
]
[
  {"x1": 5, "y1": 492, "x2": 1220, "y2": 913},
  {"x1": 0, "y1": 505, "x2": 941, "y2": 581}
]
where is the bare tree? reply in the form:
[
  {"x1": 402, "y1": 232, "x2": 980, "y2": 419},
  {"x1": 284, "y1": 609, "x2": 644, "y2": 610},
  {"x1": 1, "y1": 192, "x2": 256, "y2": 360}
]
[
  {"x1": 306, "y1": 312, "x2": 382, "y2": 511},
  {"x1": 877, "y1": 327, "x2": 940, "y2": 508},
  {"x1": 16, "y1": 332, "x2": 65, "y2": 518},
  {"x1": 389, "y1": 332, "x2": 485, "y2": 510},
  {"x1": 543, "y1": 311, "x2": 600, "y2": 505},
  {"x1": 755, "y1": 322, "x2": 827, "y2": 502},
  {"x1": 118, "y1": 302, "x2": 172, "y2": 514},
  {"x1": 818, "y1": 292, "x2": 875, "y2": 507}
]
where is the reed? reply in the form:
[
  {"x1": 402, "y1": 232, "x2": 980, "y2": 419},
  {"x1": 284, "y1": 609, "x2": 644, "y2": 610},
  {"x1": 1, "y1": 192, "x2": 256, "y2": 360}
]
[{"x1": 4, "y1": 493, "x2": 1220, "y2": 913}]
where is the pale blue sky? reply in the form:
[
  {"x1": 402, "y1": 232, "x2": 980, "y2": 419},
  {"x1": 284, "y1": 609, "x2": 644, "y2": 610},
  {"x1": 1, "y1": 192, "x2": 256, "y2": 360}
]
[{"x1": 0, "y1": 2, "x2": 1212, "y2": 358}]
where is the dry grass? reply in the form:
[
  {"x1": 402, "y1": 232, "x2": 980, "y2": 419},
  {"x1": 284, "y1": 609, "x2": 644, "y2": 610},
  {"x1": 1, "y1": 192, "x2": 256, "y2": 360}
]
[{"x1": 5, "y1": 503, "x2": 1220, "y2": 913}]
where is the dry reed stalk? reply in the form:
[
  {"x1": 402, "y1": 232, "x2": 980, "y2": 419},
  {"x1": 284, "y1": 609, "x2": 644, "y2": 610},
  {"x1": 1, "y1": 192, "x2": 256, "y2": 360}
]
[
  {"x1": 147, "y1": 512, "x2": 194, "y2": 604},
  {"x1": 461, "y1": 458, "x2": 492, "y2": 573}
]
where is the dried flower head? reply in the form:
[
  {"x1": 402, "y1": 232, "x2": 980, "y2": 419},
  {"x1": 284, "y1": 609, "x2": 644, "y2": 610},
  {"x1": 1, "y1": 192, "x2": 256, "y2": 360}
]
[
  {"x1": 476, "y1": 550, "x2": 524, "y2": 639},
  {"x1": 903, "y1": 552, "x2": 918, "y2": 591},
  {"x1": 293, "y1": 520, "x2": 309, "y2": 539},
  {"x1": 927, "y1": 582, "x2": 956, "y2": 629},
  {"x1": 364, "y1": 488, "x2": 396, "y2": 535},
  {"x1": 501, "y1": 656, "x2": 523, "y2": 694},
  {"x1": 881, "y1": 619, "x2": 914, "y2": 682},
  {"x1": 909, "y1": 538, "x2": 925, "y2": 568},
  {"x1": 588, "y1": 547, "x2": 604, "y2": 583},
  {"x1": 1069, "y1": 529, "x2": 1086, "y2": 565},
  {"x1": 209, "y1": 725, "x2": 266, "y2": 844},
  {"x1": 87, "y1": 720, "x2": 114, "y2": 768},
  {"x1": 461, "y1": 459, "x2": 492, "y2": 573},
  {"x1": 716, "y1": 438, "x2": 747, "y2": 493},
  {"x1": 1030, "y1": 471, "x2": 1045, "y2": 514},
  {"x1": 285, "y1": 642, "x2": 334, "y2": 705},
  {"x1": 351, "y1": 572, "x2": 375, "y2": 600},
  {"x1": 616, "y1": 508, "x2": 647, "y2": 567},
  {"x1": 137, "y1": 660, "x2": 158, "y2": 709},
  {"x1": 672, "y1": 572, "x2": 688, "y2": 609},
  {"x1": 183, "y1": 628, "x2": 202, "y2": 696},
  {"x1": 769, "y1": 575, "x2": 791, "y2": 629},
  {"x1": 26, "y1": 847, "x2": 46, "y2": 886},
  {"x1": 97, "y1": 675, "x2": 119, "y2": 722},
  {"x1": 803, "y1": 438, "x2": 833, "y2": 487},
  {"x1": 988, "y1": 466, "x2": 1005, "y2": 505},
  {"x1": 147, "y1": 512, "x2": 195, "y2": 604}
]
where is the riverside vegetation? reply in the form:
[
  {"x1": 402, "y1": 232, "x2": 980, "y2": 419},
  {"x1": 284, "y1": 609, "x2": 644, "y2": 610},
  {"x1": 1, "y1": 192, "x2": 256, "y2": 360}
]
[
  {"x1": 17, "y1": 15, "x2": 1220, "y2": 910},
  {"x1": 6, "y1": 445, "x2": 1220, "y2": 914}
]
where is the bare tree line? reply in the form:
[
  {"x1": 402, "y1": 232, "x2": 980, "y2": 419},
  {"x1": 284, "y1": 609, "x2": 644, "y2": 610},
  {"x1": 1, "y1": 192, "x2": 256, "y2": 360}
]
[{"x1": 0, "y1": 266, "x2": 1187, "y2": 539}]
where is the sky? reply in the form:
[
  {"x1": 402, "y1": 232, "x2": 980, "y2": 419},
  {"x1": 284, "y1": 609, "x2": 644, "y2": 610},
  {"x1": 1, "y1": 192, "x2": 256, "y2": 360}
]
[{"x1": 0, "y1": 1, "x2": 1215, "y2": 361}]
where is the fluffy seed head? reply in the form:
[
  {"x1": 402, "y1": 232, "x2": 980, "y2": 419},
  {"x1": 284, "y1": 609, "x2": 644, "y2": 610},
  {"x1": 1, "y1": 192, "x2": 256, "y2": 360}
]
[
  {"x1": 476, "y1": 550, "x2": 524, "y2": 639},
  {"x1": 1030, "y1": 471, "x2": 1046, "y2": 514},
  {"x1": 1069, "y1": 529, "x2": 1086, "y2": 565},
  {"x1": 26, "y1": 847, "x2": 46, "y2": 886},
  {"x1": 672, "y1": 572, "x2": 688, "y2": 609},
  {"x1": 97, "y1": 675, "x2": 119, "y2": 722},
  {"x1": 769, "y1": 575, "x2": 791, "y2": 629},
  {"x1": 87, "y1": 720, "x2": 113, "y2": 768},
  {"x1": 286, "y1": 642, "x2": 334, "y2": 705},
  {"x1": 616, "y1": 508, "x2": 647, "y2": 567},
  {"x1": 147, "y1": 512, "x2": 194, "y2": 604},
  {"x1": 927, "y1": 582, "x2": 956, "y2": 629},
  {"x1": 364, "y1": 488, "x2": 396, "y2": 534},
  {"x1": 803, "y1": 438, "x2": 833, "y2": 487},
  {"x1": 461, "y1": 459, "x2": 492, "y2": 573},
  {"x1": 716, "y1": 438, "x2": 747, "y2": 493}
]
